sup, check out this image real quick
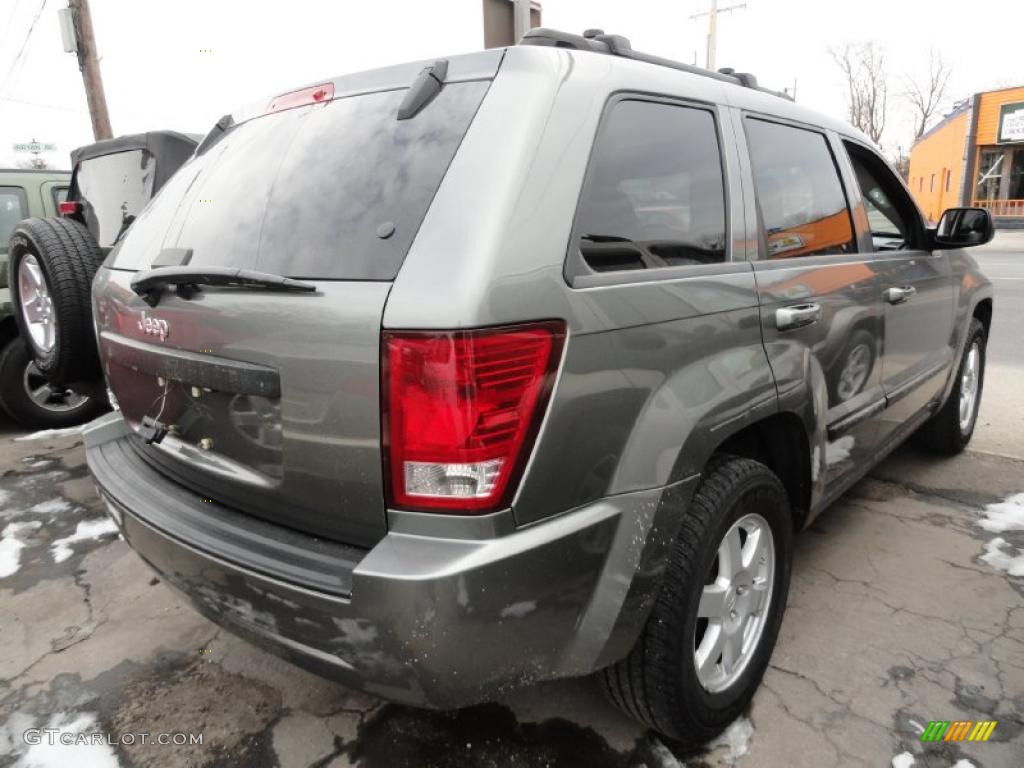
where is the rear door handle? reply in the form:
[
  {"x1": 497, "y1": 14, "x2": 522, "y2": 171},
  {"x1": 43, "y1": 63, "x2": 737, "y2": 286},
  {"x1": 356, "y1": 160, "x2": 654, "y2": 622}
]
[
  {"x1": 884, "y1": 285, "x2": 917, "y2": 305},
  {"x1": 775, "y1": 303, "x2": 822, "y2": 331}
]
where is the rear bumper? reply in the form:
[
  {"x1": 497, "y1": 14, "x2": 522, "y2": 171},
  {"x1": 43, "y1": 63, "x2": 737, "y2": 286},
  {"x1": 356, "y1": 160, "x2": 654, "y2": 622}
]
[{"x1": 86, "y1": 412, "x2": 697, "y2": 708}]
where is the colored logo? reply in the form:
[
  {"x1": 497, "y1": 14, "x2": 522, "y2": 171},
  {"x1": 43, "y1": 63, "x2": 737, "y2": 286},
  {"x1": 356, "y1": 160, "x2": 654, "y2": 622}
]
[{"x1": 921, "y1": 720, "x2": 996, "y2": 742}]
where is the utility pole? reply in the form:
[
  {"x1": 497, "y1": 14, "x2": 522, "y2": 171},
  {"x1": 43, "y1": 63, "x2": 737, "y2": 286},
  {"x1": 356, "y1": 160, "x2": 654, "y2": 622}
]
[
  {"x1": 67, "y1": 0, "x2": 112, "y2": 140},
  {"x1": 690, "y1": 0, "x2": 747, "y2": 71}
]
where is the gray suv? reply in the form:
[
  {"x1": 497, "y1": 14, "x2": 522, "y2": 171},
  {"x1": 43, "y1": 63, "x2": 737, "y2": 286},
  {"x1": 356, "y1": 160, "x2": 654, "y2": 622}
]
[{"x1": 84, "y1": 29, "x2": 994, "y2": 746}]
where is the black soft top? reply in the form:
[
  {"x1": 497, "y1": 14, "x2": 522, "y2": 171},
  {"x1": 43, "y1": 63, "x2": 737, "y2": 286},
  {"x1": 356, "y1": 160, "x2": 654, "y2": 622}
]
[{"x1": 70, "y1": 131, "x2": 199, "y2": 194}]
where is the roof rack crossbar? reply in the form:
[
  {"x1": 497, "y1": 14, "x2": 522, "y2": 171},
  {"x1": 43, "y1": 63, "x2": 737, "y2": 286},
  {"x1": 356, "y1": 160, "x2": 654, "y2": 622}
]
[{"x1": 519, "y1": 28, "x2": 792, "y2": 101}]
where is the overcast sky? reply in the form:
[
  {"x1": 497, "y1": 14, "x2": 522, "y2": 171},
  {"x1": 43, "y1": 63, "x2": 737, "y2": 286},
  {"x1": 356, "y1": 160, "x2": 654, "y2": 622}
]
[{"x1": 2, "y1": 0, "x2": 1022, "y2": 169}]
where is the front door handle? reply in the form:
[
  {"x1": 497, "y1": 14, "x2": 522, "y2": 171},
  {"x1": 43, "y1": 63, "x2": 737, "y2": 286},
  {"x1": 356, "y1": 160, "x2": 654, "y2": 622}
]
[
  {"x1": 775, "y1": 303, "x2": 822, "y2": 331},
  {"x1": 884, "y1": 285, "x2": 917, "y2": 305}
]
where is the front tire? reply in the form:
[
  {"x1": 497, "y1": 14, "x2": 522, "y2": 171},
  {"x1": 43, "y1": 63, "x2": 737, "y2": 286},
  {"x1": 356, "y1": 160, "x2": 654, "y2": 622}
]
[
  {"x1": 915, "y1": 318, "x2": 986, "y2": 455},
  {"x1": 600, "y1": 455, "x2": 793, "y2": 746}
]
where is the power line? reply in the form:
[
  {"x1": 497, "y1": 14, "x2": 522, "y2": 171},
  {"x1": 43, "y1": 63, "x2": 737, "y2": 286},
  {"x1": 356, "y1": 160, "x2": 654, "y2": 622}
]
[
  {"x1": 1, "y1": 0, "x2": 50, "y2": 93},
  {"x1": 0, "y1": 94, "x2": 86, "y2": 114}
]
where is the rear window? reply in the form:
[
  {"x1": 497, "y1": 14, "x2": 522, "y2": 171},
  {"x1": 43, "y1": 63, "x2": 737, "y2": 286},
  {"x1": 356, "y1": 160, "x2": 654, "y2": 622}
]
[
  {"x1": 109, "y1": 81, "x2": 490, "y2": 280},
  {"x1": 0, "y1": 186, "x2": 28, "y2": 255},
  {"x1": 74, "y1": 149, "x2": 156, "y2": 248}
]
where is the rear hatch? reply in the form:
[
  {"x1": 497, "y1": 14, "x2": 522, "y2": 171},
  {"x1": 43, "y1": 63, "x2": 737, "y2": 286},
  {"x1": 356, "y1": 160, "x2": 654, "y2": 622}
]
[{"x1": 93, "y1": 51, "x2": 500, "y2": 548}]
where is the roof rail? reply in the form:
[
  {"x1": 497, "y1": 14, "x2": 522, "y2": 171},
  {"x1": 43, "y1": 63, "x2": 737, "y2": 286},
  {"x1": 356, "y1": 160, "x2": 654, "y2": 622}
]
[{"x1": 519, "y1": 27, "x2": 793, "y2": 101}]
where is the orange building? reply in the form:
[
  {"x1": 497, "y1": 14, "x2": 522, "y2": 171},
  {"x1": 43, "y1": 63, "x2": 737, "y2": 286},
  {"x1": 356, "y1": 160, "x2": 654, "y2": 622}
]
[{"x1": 908, "y1": 85, "x2": 1024, "y2": 226}]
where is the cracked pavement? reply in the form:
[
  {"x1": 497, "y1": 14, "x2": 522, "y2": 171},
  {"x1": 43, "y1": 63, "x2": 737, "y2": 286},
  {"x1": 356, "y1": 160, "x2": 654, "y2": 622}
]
[
  {"x1": 1, "y1": 417, "x2": 1021, "y2": 767},
  {"x1": 1, "y1": 239, "x2": 1023, "y2": 767}
]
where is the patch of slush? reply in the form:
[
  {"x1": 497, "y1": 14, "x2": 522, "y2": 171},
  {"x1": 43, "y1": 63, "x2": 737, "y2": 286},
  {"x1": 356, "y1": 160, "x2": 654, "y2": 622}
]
[
  {"x1": 648, "y1": 737, "x2": 685, "y2": 767},
  {"x1": 14, "y1": 426, "x2": 84, "y2": 442},
  {"x1": 1, "y1": 711, "x2": 119, "y2": 768},
  {"x1": 825, "y1": 435, "x2": 855, "y2": 467},
  {"x1": 51, "y1": 519, "x2": 119, "y2": 563},
  {"x1": 706, "y1": 715, "x2": 753, "y2": 760},
  {"x1": 30, "y1": 498, "x2": 73, "y2": 515},
  {"x1": 891, "y1": 752, "x2": 915, "y2": 768},
  {"x1": 979, "y1": 537, "x2": 1024, "y2": 577},
  {"x1": 0, "y1": 521, "x2": 42, "y2": 578},
  {"x1": 977, "y1": 492, "x2": 1024, "y2": 533}
]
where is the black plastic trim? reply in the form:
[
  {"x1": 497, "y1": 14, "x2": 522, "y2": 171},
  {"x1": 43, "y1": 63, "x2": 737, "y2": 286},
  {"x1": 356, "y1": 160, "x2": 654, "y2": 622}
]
[{"x1": 100, "y1": 332, "x2": 281, "y2": 398}]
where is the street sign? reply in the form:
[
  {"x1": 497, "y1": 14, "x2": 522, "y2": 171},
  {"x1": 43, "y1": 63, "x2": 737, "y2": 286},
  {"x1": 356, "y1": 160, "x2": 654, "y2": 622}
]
[{"x1": 13, "y1": 142, "x2": 57, "y2": 153}]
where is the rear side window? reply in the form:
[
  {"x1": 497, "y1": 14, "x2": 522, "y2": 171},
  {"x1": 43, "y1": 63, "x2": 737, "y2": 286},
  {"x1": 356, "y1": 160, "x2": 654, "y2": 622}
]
[
  {"x1": 570, "y1": 99, "x2": 727, "y2": 277},
  {"x1": 0, "y1": 186, "x2": 28, "y2": 255},
  {"x1": 745, "y1": 118, "x2": 856, "y2": 259},
  {"x1": 109, "y1": 82, "x2": 490, "y2": 279},
  {"x1": 74, "y1": 149, "x2": 155, "y2": 247},
  {"x1": 51, "y1": 186, "x2": 69, "y2": 208}
]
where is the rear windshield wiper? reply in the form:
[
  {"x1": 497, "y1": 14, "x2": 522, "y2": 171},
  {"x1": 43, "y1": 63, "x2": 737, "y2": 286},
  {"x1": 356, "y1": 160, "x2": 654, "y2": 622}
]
[{"x1": 131, "y1": 266, "x2": 316, "y2": 307}]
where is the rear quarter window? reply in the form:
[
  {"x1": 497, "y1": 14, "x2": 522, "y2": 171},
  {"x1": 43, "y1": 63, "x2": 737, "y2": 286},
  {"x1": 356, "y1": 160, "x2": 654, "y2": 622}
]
[{"x1": 0, "y1": 186, "x2": 28, "y2": 255}]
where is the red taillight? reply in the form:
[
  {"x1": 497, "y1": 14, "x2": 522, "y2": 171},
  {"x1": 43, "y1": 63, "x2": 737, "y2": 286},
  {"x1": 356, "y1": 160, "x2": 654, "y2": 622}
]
[
  {"x1": 384, "y1": 322, "x2": 566, "y2": 513},
  {"x1": 58, "y1": 201, "x2": 80, "y2": 216},
  {"x1": 265, "y1": 82, "x2": 335, "y2": 114}
]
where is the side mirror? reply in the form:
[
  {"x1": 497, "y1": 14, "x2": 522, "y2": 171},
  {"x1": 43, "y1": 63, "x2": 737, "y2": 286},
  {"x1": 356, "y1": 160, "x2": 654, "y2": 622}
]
[{"x1": 932, "y1": 207, "x2": 995, "y2": 249}]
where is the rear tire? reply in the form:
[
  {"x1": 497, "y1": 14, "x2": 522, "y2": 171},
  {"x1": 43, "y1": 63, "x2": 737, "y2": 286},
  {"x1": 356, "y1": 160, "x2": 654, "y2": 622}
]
[
  {"x1": 8, "y1": 217, "x2": 105, "y2": 384},
  {"x1": 0, "y1": 337, "x2": 105, "y2": 428},
  {"x1": 915, "y1": 318, "x2": 986, "y2": 455},
  {"x1": 599, "y1": 455, "x2": 793, "y2": 747}
]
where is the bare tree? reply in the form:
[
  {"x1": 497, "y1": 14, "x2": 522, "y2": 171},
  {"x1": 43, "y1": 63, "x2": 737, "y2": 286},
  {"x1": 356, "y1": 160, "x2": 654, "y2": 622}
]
[
  {"x1": 830, "y1": 43, "x2": 888, "y2": 145},
  {"x1": 905, "y1": 50, "x2": 951, "y2": 139}
]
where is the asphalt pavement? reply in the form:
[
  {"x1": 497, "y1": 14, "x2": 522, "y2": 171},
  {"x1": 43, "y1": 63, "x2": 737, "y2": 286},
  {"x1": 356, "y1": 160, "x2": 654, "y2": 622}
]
[{"x1": 0, "y1": 234, "x2": 1022, "y2": 768}]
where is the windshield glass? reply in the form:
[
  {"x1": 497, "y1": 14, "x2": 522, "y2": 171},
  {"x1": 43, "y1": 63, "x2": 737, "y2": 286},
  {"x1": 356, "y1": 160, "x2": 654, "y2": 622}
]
[{"x1": 108, "y1": 81, "x2": 489, "y2": 280}]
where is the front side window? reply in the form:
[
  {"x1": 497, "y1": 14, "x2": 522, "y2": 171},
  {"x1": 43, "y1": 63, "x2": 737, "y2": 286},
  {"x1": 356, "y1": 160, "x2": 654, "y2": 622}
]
[
  {"x1": 0, "y1": 186, "x2": 28, "y2": 255},
  {"x1": 745, "y1": 118, "x2": 856, "y2": 259},
  {"x1": 844, "y1": 141, "x2": 919, "y2": 250},
  {"x1": 571, "y1": 99, "x2": 727, "y2": 275}
]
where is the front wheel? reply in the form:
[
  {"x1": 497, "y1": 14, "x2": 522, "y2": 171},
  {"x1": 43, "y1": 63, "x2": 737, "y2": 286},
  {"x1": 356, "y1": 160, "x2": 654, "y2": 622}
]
[
  {"x1": 599, "y1": 455, "x2": 793, "y2": 746},
  {"x1": 915, "y1": 318, "x2": 986, "y2": 455}
]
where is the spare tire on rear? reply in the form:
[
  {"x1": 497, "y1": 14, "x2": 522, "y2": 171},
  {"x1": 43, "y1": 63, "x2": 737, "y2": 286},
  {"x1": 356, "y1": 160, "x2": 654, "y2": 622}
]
[{"x1": 7, "y1": 217, "x2": 105, "y2": 384}]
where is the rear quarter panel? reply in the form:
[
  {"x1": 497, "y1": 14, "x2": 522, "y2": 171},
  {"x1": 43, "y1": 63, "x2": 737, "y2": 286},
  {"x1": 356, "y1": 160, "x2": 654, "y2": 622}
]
[{"x1": 385, "y1": 47, "x2": 781, "y2": 525}]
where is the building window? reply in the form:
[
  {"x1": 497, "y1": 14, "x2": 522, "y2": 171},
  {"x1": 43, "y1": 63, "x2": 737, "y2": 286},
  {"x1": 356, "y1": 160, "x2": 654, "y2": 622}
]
[
  {"x1": 919, "y1": 177, "x2": 923, "y2": 192},
  {"x1": 930, "y1": 174, "x2": 935, "y2": 192},
  {"x1": 945, "y1": 169, "x2": 951, "y2": 192},
  {"x1": 976, "y1": 150, "x2": 1005, "y2": 201}
]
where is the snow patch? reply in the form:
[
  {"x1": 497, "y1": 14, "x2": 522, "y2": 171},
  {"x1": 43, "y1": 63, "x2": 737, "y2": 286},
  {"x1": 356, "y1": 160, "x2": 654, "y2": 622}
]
[
  {"x1": 825, "y1": 435, "x2": 855, "y2": 467},
  {"x1": 706, "y1": 716, "x2": 753, "y2": 761},
  {"x1": 978, "y1": 492, "x2": 1024, "y2": 533},
  {"x1": 647, "y1": 736, "x2": 685, "y2": 768},
  {"x1": 51, "y1": 519, "x2": 119, "y2": 563},
  {"x1": 30, "y1": 498, "x2": 72, "y2": 515},
  {"x1": 950, "y1": 760, "x2": 977, "y2": 768},
  {"x1": 0, "y1": 521, "x2": 41, "y2": 578},
  {"x1": 2, "y1": 711, "x2": 120, "y2": 768},
  {"x1": 979, "y1": 537, "x2": 1024, "y2": 577},
  {"x1": 891, "y1": 752, "x2": 915, "y2": 768},
  {"x1": 15, "y1": 426, "x2": 84, "y2": 441}
]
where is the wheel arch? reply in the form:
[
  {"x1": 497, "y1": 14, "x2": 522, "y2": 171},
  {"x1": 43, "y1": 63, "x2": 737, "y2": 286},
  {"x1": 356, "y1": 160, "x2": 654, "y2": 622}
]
[{"x1": 711, "y1": 411, "x2": 813, "y2": 530}]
